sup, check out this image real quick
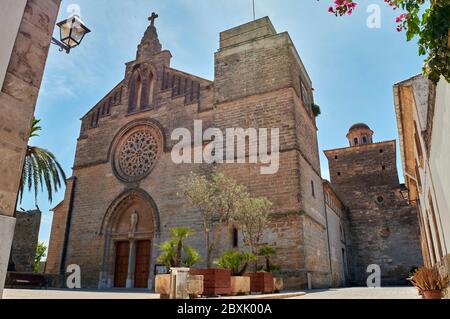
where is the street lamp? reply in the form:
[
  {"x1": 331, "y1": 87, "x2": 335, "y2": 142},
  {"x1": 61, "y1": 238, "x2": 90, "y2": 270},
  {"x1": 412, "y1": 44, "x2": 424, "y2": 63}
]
[{"x1": 52, "y1": 15, "x2": 91, "y2": 54}]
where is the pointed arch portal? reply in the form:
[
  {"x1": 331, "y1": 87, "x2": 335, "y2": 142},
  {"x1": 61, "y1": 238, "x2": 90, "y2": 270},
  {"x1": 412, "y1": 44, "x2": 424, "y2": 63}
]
[{"x1": 98, "y1": 189, "x2": 161, "y2": 289}]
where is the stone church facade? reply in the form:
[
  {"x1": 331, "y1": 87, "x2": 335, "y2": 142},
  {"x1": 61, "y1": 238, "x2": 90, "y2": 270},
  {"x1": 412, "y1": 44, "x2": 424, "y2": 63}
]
[{"x1": 46, "y1": 15, "x2": 422, "y2": 290}]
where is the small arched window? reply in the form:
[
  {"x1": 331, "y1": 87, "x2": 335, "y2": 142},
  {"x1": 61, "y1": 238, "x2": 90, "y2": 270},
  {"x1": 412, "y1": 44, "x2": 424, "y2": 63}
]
[
  {"x1": 354, "y1": 137, "x2": 359, "y2": 145},
  {"x1": 232, "y1": 227, "x2": 239, "y2": 248},
  {"x1": 362, "y1": 136, "x2": 367, "y2": 144}
]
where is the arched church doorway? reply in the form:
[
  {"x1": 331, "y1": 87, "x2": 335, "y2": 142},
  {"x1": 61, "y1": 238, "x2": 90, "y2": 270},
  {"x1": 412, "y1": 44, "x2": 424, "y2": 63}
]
[{"x1": 99, "y1": 190, "x2": 160, "y2": 289}]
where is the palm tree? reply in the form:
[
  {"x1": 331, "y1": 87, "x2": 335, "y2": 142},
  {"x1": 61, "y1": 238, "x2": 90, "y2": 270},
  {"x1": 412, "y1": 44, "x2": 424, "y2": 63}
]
[
  {"x1": 18, "y1": 117, "x2": 66, "y2": 204},
  {"x1": 171, "y1": 227, "x2": 194, "y2": 267}
]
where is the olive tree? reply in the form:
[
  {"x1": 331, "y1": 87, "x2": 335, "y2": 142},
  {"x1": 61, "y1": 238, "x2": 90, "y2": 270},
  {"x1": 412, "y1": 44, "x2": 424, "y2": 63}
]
[
  {"x1": 179, "y1": 172, "x2": 247, "y2": 268},
  {"x1": 234, "y1": 194, "x2": 272, "y2": 262}
]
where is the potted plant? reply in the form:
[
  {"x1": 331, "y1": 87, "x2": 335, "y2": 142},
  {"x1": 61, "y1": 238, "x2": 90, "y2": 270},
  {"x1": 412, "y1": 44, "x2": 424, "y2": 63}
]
[
  {"x1": 180, "y1": 172, "x2": 246, "y2": 296},
  {"x1": 155, "y1": 227, "x2": 202, "y2": 298},
  {"x1": 259, "y1": 246, "x2": 283, "y2": 293},
  {"x1": 409, "y1": 267, "x2": 449, "y2": 299},
  {"x1": 215, "y1": 250, "x2": 256, "y2": 296}
]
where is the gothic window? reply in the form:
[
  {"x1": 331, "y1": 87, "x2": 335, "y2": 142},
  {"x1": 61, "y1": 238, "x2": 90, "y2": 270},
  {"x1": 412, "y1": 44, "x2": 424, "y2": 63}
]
[
  {"x1": 129, "y1": 69, "x2": 155, "y2": 112},
  {"x1": 354, "y1": 137, "x2": 359, "y2": 145},
  {"x1": 128, "y1": 73, "x2": 142, "y2": 113}
]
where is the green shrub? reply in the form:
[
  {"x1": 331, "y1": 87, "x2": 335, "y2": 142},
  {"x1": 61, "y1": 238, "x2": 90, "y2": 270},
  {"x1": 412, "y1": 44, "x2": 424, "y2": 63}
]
[{"x1": 215, "y1": 250, "x2": 257, "y2": 276}]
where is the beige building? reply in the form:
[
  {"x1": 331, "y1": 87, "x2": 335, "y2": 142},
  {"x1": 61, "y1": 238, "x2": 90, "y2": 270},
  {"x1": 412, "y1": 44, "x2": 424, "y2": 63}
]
[
  {"x1": 0, "y1": 0, "x2": 61, "y2": 298},
  {"x1": 394, "y1": 75, "x2": 450, "y2": 296}
]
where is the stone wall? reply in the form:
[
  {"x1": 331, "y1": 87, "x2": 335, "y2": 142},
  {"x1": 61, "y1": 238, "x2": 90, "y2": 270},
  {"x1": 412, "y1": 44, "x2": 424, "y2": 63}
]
[{"x1": 10, "y1": 210, "x2": 41, "y2": 272}]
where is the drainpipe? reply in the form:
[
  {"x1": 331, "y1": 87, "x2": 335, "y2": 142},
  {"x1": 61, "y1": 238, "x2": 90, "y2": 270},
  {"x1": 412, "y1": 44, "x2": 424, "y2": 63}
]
[{"x1": 60, "y1": 177, "x2": 77, "y2": 275}]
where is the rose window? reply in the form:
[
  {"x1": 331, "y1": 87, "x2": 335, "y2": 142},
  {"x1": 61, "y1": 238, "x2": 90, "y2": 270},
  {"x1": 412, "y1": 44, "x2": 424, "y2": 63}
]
[{"x1": 117, "y1": 130, "x2": 159, "y2": 179}]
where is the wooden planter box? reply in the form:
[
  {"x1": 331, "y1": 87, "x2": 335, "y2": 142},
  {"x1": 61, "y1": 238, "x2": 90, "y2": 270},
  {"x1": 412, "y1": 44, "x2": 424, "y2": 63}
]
[
  {"x1": 230, "y1": 276, "x2": 251, "y2": 296},
  {"x1": 244, "y1": 272, "x2": 274, "y2": 294},
  {"x1": 190, "y1": 269, "x2": 231, "y2": 296}
]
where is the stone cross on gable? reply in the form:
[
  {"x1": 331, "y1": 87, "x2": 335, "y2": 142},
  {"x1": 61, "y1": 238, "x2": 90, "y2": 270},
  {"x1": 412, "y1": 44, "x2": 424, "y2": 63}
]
[{"x1": 148, "y1": 12, "x2": 159, "y2": 27}]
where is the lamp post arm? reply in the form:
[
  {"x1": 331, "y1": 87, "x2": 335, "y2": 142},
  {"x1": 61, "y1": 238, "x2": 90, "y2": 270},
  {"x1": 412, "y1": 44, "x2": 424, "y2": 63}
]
[{"x1": 51, "y1": 37, "x2": 71, "y2": 54}]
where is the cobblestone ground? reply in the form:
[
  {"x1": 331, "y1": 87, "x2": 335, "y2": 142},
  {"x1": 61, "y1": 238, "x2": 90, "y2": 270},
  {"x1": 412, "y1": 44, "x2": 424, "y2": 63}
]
[{"x1": 289, "y1": 287, "x2": 420, "y2": 299}]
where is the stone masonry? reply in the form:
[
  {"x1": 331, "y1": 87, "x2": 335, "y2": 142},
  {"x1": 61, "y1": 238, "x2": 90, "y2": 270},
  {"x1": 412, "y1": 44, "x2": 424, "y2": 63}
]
[{"x1": 10, "y1": 210, "x2": 41, "y2": 272}]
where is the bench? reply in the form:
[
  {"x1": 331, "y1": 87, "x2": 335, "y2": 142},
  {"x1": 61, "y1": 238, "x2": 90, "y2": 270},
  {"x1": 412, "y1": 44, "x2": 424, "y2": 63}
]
[{"x1": 6, "y1": 272, "x2": 49, "y2": 289}]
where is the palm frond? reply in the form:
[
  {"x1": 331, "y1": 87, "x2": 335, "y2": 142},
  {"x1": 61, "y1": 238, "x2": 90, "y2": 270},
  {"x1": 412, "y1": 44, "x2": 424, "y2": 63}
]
[
  {"x1": 29, "y1": 117, "x2": 42, "y2": 138},
  {"x1": 18, "y1": 145, "x2": 67, "y2": 204}
]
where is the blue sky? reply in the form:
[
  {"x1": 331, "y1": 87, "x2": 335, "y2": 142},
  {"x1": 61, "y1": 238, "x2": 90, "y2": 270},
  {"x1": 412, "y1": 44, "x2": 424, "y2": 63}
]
[{"x1": 24, "y1": 0, "x2": 425, "y2": 248}]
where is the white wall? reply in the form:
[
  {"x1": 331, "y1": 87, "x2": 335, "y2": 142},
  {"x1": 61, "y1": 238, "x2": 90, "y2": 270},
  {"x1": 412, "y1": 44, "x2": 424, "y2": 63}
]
[
  {"x1": 0, "y1": 0, "x2": 27, "y2": 90},
  {"x1": 429, "y1": 78, "x2": 450, "y2": 254}
]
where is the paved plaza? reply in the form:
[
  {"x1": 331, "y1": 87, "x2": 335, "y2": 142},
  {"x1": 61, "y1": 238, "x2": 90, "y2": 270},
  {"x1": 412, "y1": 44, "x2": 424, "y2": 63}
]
[
  {"x1": 289, "y1": 287, "x2": 420, "y2": 299},
  {"x1": 3, "y1": 287, "x2": 419, "y2": 300}
]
